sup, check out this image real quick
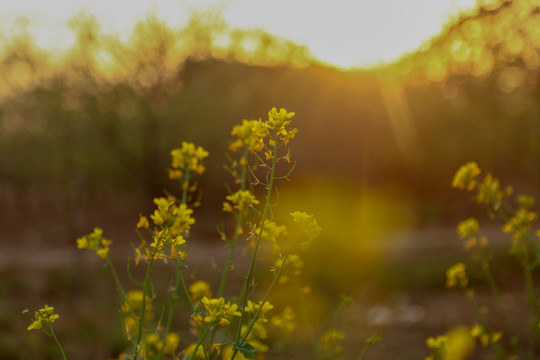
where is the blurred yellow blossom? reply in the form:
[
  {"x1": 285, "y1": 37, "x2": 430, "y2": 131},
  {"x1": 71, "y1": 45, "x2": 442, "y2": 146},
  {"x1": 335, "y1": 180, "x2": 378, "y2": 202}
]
[
  {"x1": 446, "y1": 263, "x2": 468, "y2": 288},
  {"x1": 319, "y1": 329, "x2": 345, "y2": 354},
  {"x1": 290, "y1": 211, "x2": 321, "y2": 248},
  {"x1": 475, "y1": 173, "x2": 510, "y2": 209},
  {"x1": 222, "y1": 190, "x2": 259, "y2": 213},
  {"x1": 136, "y1": 215, "x2": 150, "y2": 229},
  {"x1": 452, "y1": 162, "x2": 481, "y2": 191},
  {"x1": 229, "y1": 119, "x2": 264, "y2": 153},
  {"x1": 503, "y1": 208, "x2": 537, "y2": 243},
  {"x1": 470, "y1": 324, "x2": 502, "y2": 347},
  {"x1": 457, "y1": 218, "x2": 480, "y2": 238},
  {"x1": 271, "y1": 307, "x2": 296, "y2": 332},
  {"x1": 189, "y1": 280, "x2": 213, "y2": 301},
  {"x1": 76, "y1": 227, "x2": 112, "y2": 259}
]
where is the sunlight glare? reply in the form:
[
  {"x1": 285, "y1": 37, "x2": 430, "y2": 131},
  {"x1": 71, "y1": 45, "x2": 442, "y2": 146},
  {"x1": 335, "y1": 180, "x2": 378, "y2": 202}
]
[{"x1": 1, "y1": 0, "x2": 480, "y2": 69}]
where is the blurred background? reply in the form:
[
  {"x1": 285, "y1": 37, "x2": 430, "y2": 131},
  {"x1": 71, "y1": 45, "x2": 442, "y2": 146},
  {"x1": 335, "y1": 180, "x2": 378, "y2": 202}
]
[{"x1": 1, "y1": 0, "x2": 539, "y2": 358}]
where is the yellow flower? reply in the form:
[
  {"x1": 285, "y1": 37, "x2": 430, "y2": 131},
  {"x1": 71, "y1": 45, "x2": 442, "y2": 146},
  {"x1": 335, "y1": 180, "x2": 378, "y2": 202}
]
[
  {"x1": 503, "y1": 208, "x2": 537, "y2": 242},
  {"x1": 76, "y1": 227, "x2": 112, "y2": 259},
  {"x1": 169, "y1": 142, "x2": 209, "y2": 178},
  {"x1": 426, "y1": 335, "x2": 448, "y2": 349},
  {"x1": 271, "y1": 307, "x2": 296, "y2": 332},
  {"x1": 457, "y1": 218, "x2": 479, "y2": 239},
  {"x1": 290, "y1": 211, "x2": 321, "y2": 248},
  {"x1": 27, "y1": 305, "x2": 59, "y2": 331},
  {"x1": 189, "y1": 280, "x2": 213, "y2": 301},
  {"x1": 136, "y1": 215, "x2": 150, "y2": 229},
  {"x1": 201, "y1": 297, "x2": 240, "y2": 326},
  {"x1": 452, "y1": 162, "x2": 481, "y2": 191},
  {"x1": 222, "y1": 190, "x2": 259, "y2": 213},
  {"x1": 229, "y1": 119, "x2": 263, "y2": 153},
  {"x1": 245, "y1": 300, "x2": 274, "y2": 323},
  {"x1": 475, "y1": 173, "x2": 506, "y2": 209},
  {"x1": 446, "y1": 263, "x2": 468, "y2": 288},
  {"x1": 319, "y1": 329, "x2": 345, "y2": 352}
]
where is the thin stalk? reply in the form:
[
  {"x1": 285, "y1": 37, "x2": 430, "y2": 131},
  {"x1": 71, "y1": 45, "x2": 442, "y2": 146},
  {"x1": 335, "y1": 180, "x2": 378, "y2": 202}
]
[
  {"x1": 46, "y1": 325, "x2": 67, "y2": 360},
  {"x1": 106, "y1": 258, "x2": 128, "y2": 303},
  {"x1": 521, "y1": 247, "x2": 537, "y2": 360},
  {"x1": 480, "y1": 258, "x2": 518, "y2": 337},
  {"x1": 133, "y1": 233, "x2": 163, "y2": 360},
  {"x1": 231, "y1": 139, "x2": 278, "y2": 360},
  {"x1": 219, "y1": 147, "x2": 249, "y2": 298}
]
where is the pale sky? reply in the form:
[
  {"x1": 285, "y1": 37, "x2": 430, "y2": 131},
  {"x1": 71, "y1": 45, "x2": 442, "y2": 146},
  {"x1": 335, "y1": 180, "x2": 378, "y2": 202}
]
[{"x1": 0, "y1": 0, "x2": 479, "y2": 68}]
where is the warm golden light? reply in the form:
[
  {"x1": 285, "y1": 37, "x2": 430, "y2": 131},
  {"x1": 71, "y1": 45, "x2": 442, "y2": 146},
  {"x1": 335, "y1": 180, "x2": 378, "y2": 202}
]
[{"x1": 1, "y1": 0, "x2": 480, "y2": 70}]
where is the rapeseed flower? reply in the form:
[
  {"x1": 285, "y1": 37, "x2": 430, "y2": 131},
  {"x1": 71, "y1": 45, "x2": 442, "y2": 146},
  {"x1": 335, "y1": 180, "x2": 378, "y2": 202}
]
[
  {"x1": 27, "y1": 305, "x2": 59, "y2": 331},
  {"x1": 503, "y1": 208, "x2": 537, "y2": 243},
  {"x1": 452, "y1": 162, "x2": 481, "y2": 191},
  {"x1": 271, "y1": 307, "x2": 296, "y2": 332},
  {"x1": 457, "y1": 218, "x2": 479, "y2": 239},
  {"x1": 229, "y1": 119, "x2": 263, "y2": 153},
  {"x1": 189, "y1": 280, "x2": 213, "y2": 301},
  {"x1": 201, "y1": 297, "x2": 241, "y2": 327},
  {"x1": 169, "y1": 142, "x2": 209, "y2": 179},
  {"x1": 475, "y1": 173, "x2": 509, "y2": 209},
  {"x1": 245, "y1": 300, "x2": 274, "y2": 323},
  {"x1": 446, "y1": 263, "x2": 468, "y2": 288},
  {"x1": 76, "y1": 227, "x2": 112, "y2": 259},
  {"x1": 290, "y1": 211, "x2": 321, "y2": 248},
  {"x1": 319, "y1": 329, "x2": 345, "y2": 353},
  {"x1": 470, "y1": 324, "x2": 502, "y2": 347},
  {"x1": 222, "y1": 190, "x2": 259, "y2": 213}
]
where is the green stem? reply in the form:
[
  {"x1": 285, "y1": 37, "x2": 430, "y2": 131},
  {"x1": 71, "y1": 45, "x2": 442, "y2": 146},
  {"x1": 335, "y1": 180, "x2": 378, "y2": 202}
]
[
  {"x1": 106, "y1": 258, "x2": 128, "y2": 304},
  {"x1": 480, "y1": 258, "x2": 518, "y2": 337},
  {"x1": 190, "y1": 324, "x2": 212, "y2": 360},
  {"x1": 521, "y1": 247, "x2": 537, "y2": 360},
  {"x1": 231, "y1": 138, "x2": 278, "y2": 360},
  {"x1": 219, "y1": 147, "x2": 249, "y2": 298},
  {"x1": 133, "y1": 232, "x2": 163, "y2": 359},
  {"x1": 46, "y1": 325, "x2": 67, "y2": 360}
]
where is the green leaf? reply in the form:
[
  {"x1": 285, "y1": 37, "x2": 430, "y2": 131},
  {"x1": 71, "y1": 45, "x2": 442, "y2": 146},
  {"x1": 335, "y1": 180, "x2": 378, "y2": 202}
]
[{"x1": 233, "y1": 341, "x2": 257, "y2": 359}]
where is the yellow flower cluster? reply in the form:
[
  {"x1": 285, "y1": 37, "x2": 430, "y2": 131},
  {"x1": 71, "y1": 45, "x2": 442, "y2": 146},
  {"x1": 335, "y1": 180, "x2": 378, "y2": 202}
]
[
  {"x1": 200, "y1": 296, "x2": 241, "y2": 327},
  {"x1": 457, "y1": 218, "x2": 488, "y2": 250},
  {"x1": 446, "y1": 263, "x2": 468, "y2": 288},
  {"x1": 188, "y1": 280, "x2": 213, "y2": 302},
  {"x1": 222, "y1": 190, "x2": 259, "y2": 213},
  {"x1": 453, "y1": 162, "x2": 512, "y2": 210},
  {"x1": 426, "y1": 335, "x2": 448, "y2": 350},
  {"x1": 452, "y1": 162, "x2": 481, "y2": 191},
  {"x1": 503, "y1": 208, "x2": 538, "y2": 243},
  {"x1": 271, "y1": 307, "x2": 296, "y2": 332},
  {"x1": 245, "y1": 300, "x2": 274, "y2": 323},
  {"x1": 150, "y1": 197, "x2": 195, "y2": 234},
  {"x1": 143, "y1": 332, "x2": 180, "y2": 356},
  {"x1": 76, "y1": 227, "x2": 112, "y2": 259},
  {"x1": 475, "y1": 174, "x2": 509, "y2": 209},
  {"x1": 319, "y1": 329, "x2": 345, "y2": 353},
  {"x1": 229, "y1": 119, "x2": 263, "y2": 153},
  {"x1": 275, "y1": 254, "x2": 303, "y2": 284},
  {"x1": 253, "y1": 221, "x2": 287, "y2": 248},
  {"x1": 290, "y1": 211, "x2": 321, "y2": 249},
  {"x1": 470, "y1": 324, "x2": 502, "y2": 347},
  {"x1": 27, "y1": 305, "x2": 59, "y2": 331},
  {"x1": 134, "y1": 197, "x2": 195, "y2": 264},
  {"x1": 169, "y1": 141, "x2": 209, "y2": 180},
  {"x1": 251, "y1": 107, "x2": 297, "y2": 159}
]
